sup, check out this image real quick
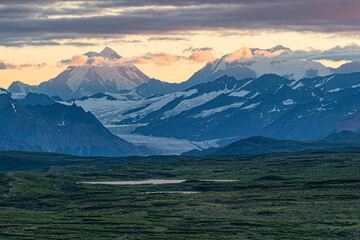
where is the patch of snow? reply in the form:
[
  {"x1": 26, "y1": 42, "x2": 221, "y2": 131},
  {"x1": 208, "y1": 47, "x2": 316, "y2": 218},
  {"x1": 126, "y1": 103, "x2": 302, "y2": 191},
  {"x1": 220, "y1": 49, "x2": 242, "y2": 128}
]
[
  {"x1": 292, "y1": 82, "x2": 304, "y2": 89},
  {"x1": 249, "y1": 92, "x2": 260, "y2": 99},
  {"x1": 240, "y1": 59, "x2": 331, "y2": 80},
  {"x1": 66, "y1": 65, "x2": 91, "y2": 91},
  {"x1": 239, "y1": 80, "x2": 253, "y2": 90},
  {"x1": 314, "y1": 75, "x2": 335, "y2": 88},
  {"x1": 10, "y1": 93, "x2": 26, "y2": 99},
  {"x1": 58, "y1": 121, "x2": 66, "y2": 126},
  {"x1": 229, "y1": 90, "x2": 250, "y2": 97},
  {"x1": 241, "y1": 102, "x2": 261, "y2": 110},
  {"x1": 328, "y1": 88, "x2": 342, "y2": 93},
  {"x1": 163, "y1": 90, "x2": 228, "y2": 118},
  {"x1": 317, "y1": 107, "x2": 326, "y2": 111},
  {"x1": 193, "y1": 102, "x2": 245, "y2": 118},
  {"x1": 267, "y1": 106, "x2": 280, "y2": 113},
  {"x1": 212, "y1": 59, "x2": 227, "y2": 73},
  {"x1": 11, "y1": 103, "x2": 16, "y2": 112},
  {"x1": 282, "y1": 99, "x2": 295, "y2": 105}
]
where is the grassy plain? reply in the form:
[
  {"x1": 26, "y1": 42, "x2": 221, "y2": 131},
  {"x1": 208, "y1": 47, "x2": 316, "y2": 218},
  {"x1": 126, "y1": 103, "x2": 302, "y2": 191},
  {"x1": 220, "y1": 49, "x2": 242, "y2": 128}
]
[{"x1": 0, "y1": 149, "x2": 360, "y2": 239}]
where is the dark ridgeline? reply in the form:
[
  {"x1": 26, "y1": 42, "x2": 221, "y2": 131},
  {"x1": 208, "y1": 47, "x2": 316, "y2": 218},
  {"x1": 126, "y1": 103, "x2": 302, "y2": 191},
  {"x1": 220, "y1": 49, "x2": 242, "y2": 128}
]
[
  {"x1": 182, "y1": 131, "x2": 360, "y2": 156},
  {"x1": 0, "y1": 93, "x2": 150, "y2": 156}
]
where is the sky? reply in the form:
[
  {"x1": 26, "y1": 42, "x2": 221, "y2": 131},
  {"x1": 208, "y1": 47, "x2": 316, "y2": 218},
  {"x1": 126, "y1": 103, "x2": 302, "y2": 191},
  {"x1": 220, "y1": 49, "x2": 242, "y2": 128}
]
[{"x1": 0, "y1": 0, "x2": 360, "y2": 88}]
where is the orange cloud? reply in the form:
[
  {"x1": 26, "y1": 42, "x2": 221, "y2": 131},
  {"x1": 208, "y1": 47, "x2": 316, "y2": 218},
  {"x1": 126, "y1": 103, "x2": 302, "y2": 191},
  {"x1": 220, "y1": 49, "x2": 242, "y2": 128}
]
[
  {"x1": 59, "y1": 52, "x2": 183, "y2": 68},
  {"x1": 253, "y1": 49, "x2": 286, "y2": 58},
  {"x1": 58, "y1": 55, "x2": 89, "y2": 67},
  {"x1": 70, "y1": 55, "x2": 89, "y2": 66},
  {"x1": 143, "y1": 53, "x2": 182, "y2": 66},
  {"x1": 188, "y1": 50, "x2": 215, "y2": 63},
  {"x1": 225, "y1": 47, "x2": 253, "y2": 62}
]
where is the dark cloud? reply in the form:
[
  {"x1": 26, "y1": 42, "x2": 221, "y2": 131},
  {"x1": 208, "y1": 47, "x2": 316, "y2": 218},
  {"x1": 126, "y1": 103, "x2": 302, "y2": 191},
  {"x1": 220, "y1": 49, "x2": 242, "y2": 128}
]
[
  {"x1": 289, "y1": 44, "x2": 360, "y2": 61},
  {"x1": 64, "y1": 42, "x2": 97, "y2": 47},
  {"x1": 0, "y1": 60, "x2": 46, "y2": 69},
  {"x1": 0, "y1": 61, "x2": 16, "y2": 69},
  {"x1": 148, "y1": 37, "x2": 189, "y2": 41},
  {"x1": 247, "y1": 44, "x2": 360, "y2": 61},
  {"x1": 0, "y1": 0, "x2": 359, "y2": 47},
  {"x1": 184, "y1": 47, "x2": 213, "y2": 53}
]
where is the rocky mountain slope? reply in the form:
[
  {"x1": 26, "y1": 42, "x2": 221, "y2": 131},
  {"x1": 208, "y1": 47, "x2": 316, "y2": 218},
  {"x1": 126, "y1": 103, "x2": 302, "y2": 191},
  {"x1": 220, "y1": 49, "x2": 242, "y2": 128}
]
[
  {"x1": 0, "y1": 93, "x2": 149, "y2": 156},
  {"x1": 73, "y1": 72, "x2": 360, "y2": 143}
]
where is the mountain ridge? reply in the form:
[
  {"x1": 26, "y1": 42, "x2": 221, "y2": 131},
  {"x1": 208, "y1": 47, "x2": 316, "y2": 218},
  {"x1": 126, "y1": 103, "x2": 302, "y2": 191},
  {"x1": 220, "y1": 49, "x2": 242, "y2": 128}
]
[
  {"x1": 182, "y1": 131, "x2": 360, "y2": 156},
  {"x1": 0, "y1": 94, "x2": 150, "y2": 156},
  {"x1": 8, "y1": 47, "x2": 150, "y2": 100}
]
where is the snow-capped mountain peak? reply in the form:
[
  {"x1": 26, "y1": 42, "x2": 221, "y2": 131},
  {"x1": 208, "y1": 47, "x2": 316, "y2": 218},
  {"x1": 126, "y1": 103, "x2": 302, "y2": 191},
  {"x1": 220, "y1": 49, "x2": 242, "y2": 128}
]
[
  {"x1": 180, "y1": 49, "x2": 332, "y2": 90},
  {"x1": 7, "y1": 47, "x2": 149, "y2": 100},
  {"x1": 100, "y1": 47, "x2": 122, "y2": 59}
]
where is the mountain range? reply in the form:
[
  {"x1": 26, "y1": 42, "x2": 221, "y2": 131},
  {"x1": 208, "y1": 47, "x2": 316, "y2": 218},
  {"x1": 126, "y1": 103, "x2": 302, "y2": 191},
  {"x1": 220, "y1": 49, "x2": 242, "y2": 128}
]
[
  {"x1": 182, "y1": 131, "x2": 360, "y2": 156},
  {"x1": 4, "y1": 46, "x2": 360, "y2": 156},
  {"x1": 0, "y1": 92, "x2": 149, "y2": 156},
  {"x1": 72, "y1": 72, "x2": 360, "y2": 144},
  {"x1": 9, "y1": 46, "x2": 360, "y2": 101}
]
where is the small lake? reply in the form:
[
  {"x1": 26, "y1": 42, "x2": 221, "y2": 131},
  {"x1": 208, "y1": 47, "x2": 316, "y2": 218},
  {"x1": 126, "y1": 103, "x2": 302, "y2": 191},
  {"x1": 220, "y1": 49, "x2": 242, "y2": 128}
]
[
  {"x1": 78, "y1": 179, "x2": 238, "y2": 185},
  {"x1": 200, "y1": 180, "x2": 238, "y2": 182},
  {"x1": 146, "y1": 191, "x2": 200, "y2": 194},
  {"x1": 79, "y1": 179, "x2": 186, "y2": 185}
]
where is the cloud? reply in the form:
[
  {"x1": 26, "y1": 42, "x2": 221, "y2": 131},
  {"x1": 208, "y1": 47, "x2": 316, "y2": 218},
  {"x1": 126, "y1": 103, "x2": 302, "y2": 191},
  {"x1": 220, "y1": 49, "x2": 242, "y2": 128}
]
[
  {"x1": 183, "y1": 47, "x2": 213, "y2": 53},
  {"x1": 58, "y1": 43, "x2": 360, "y2": 69},
  {"x1": 220, "y1": 44, "x2": 360, "y2": 62},
  {"x1": 188, "y1": 50, "x2": 215, "y2": 63},
  {"x1": 59, "y1": 52, "x2": 183, "y2": 67},
  {"x1": 305, "y1": 44, "x2": 360, "y2": 61},
  {"x1": 64, "y1": 42, "x2": 98, "y2": 47},
  {"x1": 59, "y1": 55, "x2": 89, "y2": 67},
  {"x1": 268, "y1": 44, "x2": 360, "y2": 61},
  {"x1": 141, "y1": 53, "x2": 182, "y2": 66},
  {"x1": 224, "y1": 47, "x2": 253, "y2": 62},
  {"x1": 0, "y1": 60, "x2": 46, "y2": 70},
  {"x1": 148, "y1": 37, "x2": 189, "y2": 41},
  {"x1": 0, "y1": 61, "x2": 16, "y2": 70},
  {"x1": 0, "y1": 0, "x2": 359, "y2": 46}
]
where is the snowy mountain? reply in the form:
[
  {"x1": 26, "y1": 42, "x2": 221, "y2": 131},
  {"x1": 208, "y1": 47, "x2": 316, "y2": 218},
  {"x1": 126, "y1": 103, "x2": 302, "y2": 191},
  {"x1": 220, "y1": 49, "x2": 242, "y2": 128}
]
[
  {"x1": 179, "y1": 48, "x2": 332, "y2": 90},
  {"x1": 8, "y1": 47, "x2": 150, "y2": 100},
  {"x1": 73, "y1": 72, "x2": 360, "y2": 145},
  {"x1": 334, "y1": 61, "x2": 360, "y2": 74}
]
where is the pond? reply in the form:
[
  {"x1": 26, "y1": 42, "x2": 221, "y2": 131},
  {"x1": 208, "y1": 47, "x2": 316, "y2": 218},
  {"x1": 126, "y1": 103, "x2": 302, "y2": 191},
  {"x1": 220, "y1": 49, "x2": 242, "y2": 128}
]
[{"x1": 78, "y1": 179, "x2": 186, "y2": 185}]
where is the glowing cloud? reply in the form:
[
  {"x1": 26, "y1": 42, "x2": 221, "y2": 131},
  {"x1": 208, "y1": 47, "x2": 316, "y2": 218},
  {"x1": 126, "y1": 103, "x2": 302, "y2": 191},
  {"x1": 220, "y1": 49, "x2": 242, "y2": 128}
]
[
  {"x1": 59, "y1": 52, "x2": 183, "y2": 68},
  {"x1": 225, "y1": 47, "x2": 253, "y2": 62},
  {"x1": 188, "y1": 50, "x2": 215, "y2": 63},
  {"x1": 253, "y1": 49, "x2": 287, "y2": 58},
  {"x1": 142, "y1": 53, "x2": 182, "y2": 66}
]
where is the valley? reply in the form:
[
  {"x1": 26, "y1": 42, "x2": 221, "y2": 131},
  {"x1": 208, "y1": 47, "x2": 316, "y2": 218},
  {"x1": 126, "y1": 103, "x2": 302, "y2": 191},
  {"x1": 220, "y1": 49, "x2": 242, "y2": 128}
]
[{"x1": 1, "y1": 149, "x2": 360, "y2": 239}]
